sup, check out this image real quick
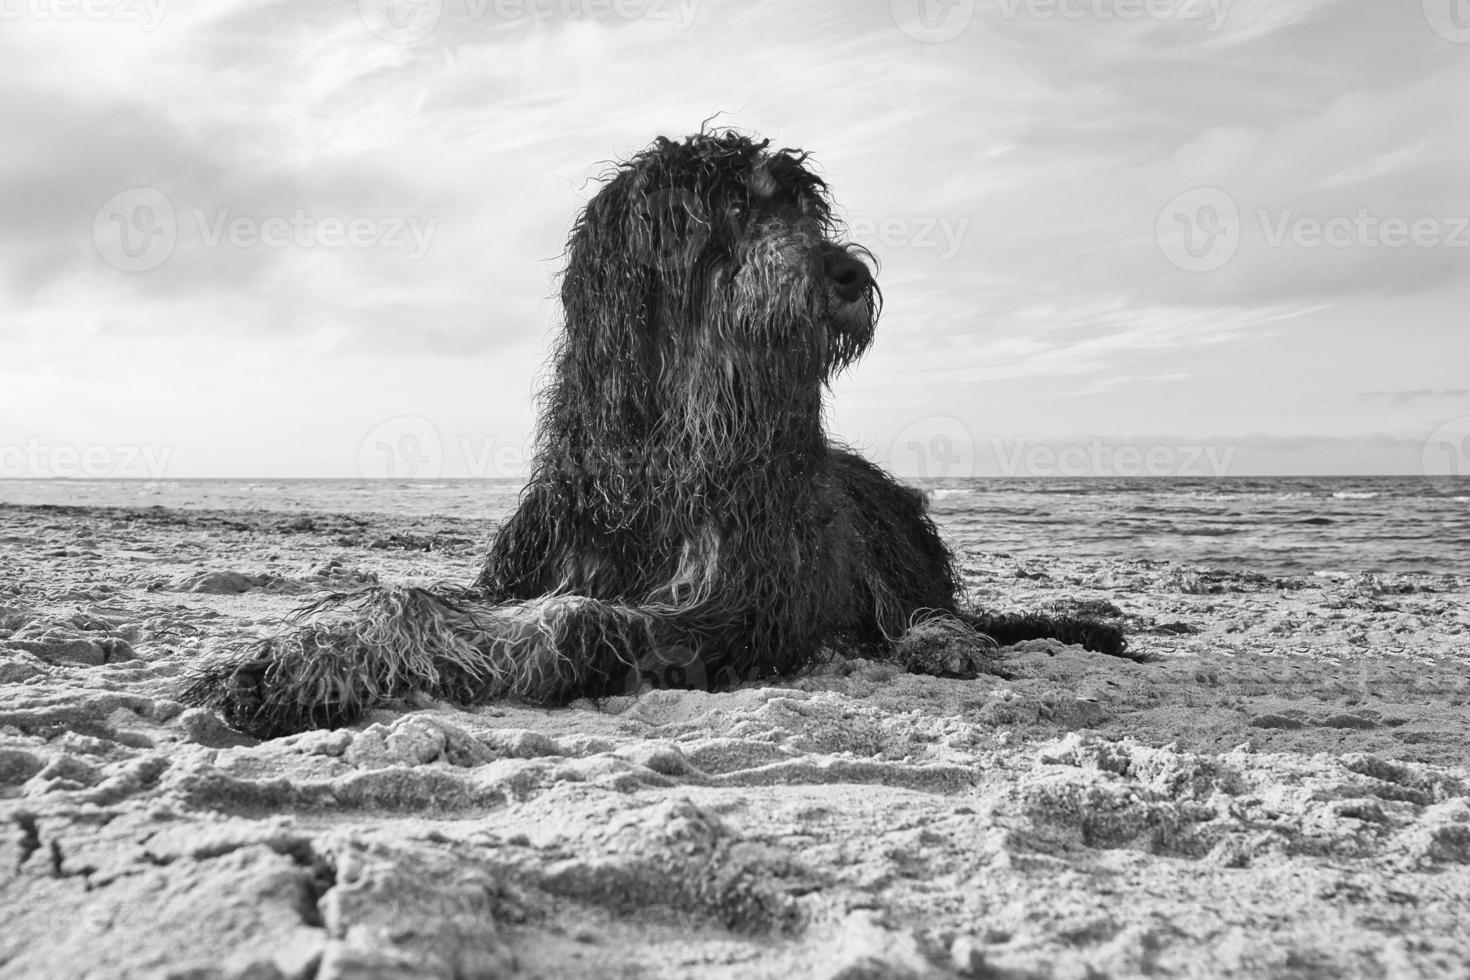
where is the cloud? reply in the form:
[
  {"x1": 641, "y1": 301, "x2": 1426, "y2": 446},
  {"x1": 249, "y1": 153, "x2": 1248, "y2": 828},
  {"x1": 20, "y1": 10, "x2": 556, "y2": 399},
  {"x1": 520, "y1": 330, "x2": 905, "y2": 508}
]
[
  {"x1": 1359, "y1": 389, "x2": 1470, "y2": 405},
  {"x1": 1, "y1": 0, "x2": 1466, "y2": 474},
  {"x1": 876, "y1": 296, "x2": 1323, "y2": 386}
]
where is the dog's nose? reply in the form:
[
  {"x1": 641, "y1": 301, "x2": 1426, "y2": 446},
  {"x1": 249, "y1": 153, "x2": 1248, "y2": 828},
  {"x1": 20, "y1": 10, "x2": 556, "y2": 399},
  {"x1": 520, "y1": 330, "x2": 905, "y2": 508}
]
[{"x1": 822, "y1": 246, "x2": 872, "y2": 304}]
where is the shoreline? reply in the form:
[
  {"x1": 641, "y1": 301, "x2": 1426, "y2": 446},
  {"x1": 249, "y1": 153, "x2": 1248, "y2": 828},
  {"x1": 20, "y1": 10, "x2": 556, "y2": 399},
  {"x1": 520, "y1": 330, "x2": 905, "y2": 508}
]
[{"x1": 7, "y1": 472, "x2": 1469, "y2": 581}]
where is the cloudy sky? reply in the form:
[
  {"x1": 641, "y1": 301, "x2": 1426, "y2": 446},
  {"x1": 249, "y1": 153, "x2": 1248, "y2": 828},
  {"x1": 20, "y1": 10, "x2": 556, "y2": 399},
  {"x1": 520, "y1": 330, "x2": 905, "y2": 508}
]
[{"x1": 2, "y1": 0, "x2": 1468, "y2": 479}]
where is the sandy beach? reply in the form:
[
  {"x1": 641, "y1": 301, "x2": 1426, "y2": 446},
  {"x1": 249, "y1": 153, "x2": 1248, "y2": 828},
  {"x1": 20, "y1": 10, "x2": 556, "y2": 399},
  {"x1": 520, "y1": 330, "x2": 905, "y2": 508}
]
[{"x1": 2, "y1": 500, "x2": 1468, "y2": 979}]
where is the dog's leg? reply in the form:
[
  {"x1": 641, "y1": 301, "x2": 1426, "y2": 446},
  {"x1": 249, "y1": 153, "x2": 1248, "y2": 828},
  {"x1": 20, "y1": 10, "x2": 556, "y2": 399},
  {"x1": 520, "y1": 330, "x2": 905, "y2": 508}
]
[
  {"x1": 180, "y1": 584, "x2": 747, "y2": 739},
  {"x1": 957, "y1": 610, "x2": 1130, "y2": 659},
  {"x1": 828, "y1": 448, "x2": 961, "y2": 638},
  {"x1": 827, "y1": 448, "x2": 1132, "y2": 670},
  {"x1": 180, "y1": 586, "x2": 528, "y2": 739}
]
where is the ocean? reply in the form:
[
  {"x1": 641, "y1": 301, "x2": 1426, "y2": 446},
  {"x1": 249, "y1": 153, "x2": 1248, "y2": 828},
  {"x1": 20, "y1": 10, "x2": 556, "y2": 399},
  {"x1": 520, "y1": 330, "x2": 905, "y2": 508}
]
[{"x1": 1, "y1": 476, "x2": 1467, "y2": 578}]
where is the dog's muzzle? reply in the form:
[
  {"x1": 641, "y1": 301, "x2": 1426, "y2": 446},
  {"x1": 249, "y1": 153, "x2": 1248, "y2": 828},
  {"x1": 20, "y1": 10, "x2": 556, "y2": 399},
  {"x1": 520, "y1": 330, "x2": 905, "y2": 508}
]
[
  {"x1": 820, "y1": 243, "x2": 876, "y2": 342},
  {"x1": 821, "y1": 244, "x2": 873, "y2": 304}
]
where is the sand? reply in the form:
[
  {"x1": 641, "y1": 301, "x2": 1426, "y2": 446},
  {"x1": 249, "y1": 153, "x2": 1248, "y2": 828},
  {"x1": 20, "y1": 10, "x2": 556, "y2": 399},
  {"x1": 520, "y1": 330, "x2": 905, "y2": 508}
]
[{"x1": 1, "y1": 501, "x2": 1467, "y2": 979}]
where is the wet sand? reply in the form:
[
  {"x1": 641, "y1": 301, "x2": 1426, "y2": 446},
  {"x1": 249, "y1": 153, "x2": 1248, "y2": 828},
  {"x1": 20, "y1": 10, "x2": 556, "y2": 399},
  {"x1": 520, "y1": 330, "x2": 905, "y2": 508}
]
[{"x1": 1, "y1": 501, "x2": 1467, "y2": 979}]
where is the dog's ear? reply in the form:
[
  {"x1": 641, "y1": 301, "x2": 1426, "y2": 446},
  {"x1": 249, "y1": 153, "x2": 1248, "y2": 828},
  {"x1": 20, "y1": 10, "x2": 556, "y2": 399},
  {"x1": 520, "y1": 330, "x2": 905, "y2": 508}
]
[
  {"x1": 556, "y1": 185, "x2": 665, "y2": 440},
  {"x1": 561, "y1": 181, "x2": 649, "y2": 344}
]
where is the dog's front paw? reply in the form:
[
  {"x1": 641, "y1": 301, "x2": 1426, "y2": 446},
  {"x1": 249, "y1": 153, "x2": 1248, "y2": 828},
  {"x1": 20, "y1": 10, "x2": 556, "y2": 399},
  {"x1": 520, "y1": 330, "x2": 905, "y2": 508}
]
[
  {"x1": 891, "y1": 616, "x2": 1004, "y2": 679},
  {"x1": 1076, "y1": 621, "x2": 1130, "y2": 659},
  {"x1": 180, "y1": 638, "x2": 366, "y2": 740}
]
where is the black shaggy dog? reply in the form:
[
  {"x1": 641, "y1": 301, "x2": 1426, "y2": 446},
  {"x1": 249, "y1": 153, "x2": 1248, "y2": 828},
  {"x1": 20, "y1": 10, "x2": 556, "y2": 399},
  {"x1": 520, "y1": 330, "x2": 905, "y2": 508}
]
[{"x1": 184, "y1": 130, "x2": 1127, "y2": 739}]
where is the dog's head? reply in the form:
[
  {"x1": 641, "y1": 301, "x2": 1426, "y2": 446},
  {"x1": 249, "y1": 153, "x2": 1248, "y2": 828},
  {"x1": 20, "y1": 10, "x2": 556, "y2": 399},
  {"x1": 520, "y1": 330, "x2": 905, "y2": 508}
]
[{"x1": 559, "y1": 131, "x2": 880, "y2": 405}]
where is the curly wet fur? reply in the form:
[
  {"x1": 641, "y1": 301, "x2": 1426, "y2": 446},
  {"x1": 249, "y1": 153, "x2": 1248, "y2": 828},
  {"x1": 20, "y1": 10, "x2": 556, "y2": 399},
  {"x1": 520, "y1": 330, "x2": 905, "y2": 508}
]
[{"x1": 182, "y1": 130, "x2": 1130, "y2": 739}]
